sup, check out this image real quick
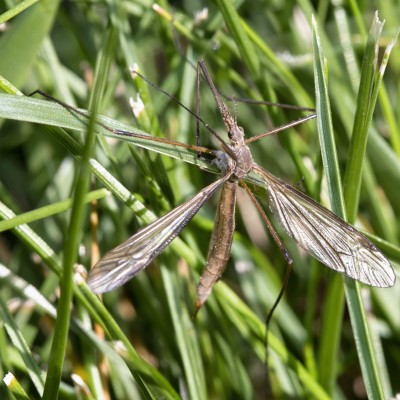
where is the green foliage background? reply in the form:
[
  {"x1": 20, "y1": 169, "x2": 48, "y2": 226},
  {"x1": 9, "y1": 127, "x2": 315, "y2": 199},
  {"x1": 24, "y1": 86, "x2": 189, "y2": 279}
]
[{"x1": 0, "y1": 1, "x2": 399, "y2": 399}]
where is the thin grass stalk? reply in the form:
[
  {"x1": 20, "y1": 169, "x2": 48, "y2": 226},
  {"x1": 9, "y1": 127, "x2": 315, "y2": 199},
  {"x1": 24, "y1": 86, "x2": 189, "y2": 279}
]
[{"x1": 42, "y1": 24, "x2": 116, "y2": 400}]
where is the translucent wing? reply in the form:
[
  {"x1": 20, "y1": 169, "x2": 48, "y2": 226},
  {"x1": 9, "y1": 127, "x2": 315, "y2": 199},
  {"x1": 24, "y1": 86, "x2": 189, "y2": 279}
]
[
  {"x1": 87, "y1": 177, "x2": 226, "y2": 293},
  {"x1": 253, "y1": 165, "x2": 395, "y2": 287}
]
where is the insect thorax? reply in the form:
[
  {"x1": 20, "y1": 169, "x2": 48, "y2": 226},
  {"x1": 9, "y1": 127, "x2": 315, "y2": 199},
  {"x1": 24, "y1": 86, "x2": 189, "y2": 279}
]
[
  {"x1": 231, "y1": 144, "x2": 253, "y2": 179},
  {"x1": 213, "y1": 144, "x2": 253, "y2": 180}
]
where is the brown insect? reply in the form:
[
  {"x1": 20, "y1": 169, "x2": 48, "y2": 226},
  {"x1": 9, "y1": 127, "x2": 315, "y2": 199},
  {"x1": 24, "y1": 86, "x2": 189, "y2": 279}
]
[{"x1": 86, "y1": 60, "x2": 395, "y2": 312}]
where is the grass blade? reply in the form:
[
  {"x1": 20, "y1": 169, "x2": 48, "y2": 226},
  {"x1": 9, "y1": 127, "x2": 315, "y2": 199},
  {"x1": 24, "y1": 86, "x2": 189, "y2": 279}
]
[{"x1": 312, "y1": 15, "x2": 396, "y2": 399}]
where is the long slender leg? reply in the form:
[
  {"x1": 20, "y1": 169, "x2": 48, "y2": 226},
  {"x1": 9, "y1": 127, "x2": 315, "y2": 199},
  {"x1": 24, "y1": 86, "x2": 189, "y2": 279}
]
[
  {"x1": 241, "y1": 179, "x2": 293, "y2": 383},
  {"x1": 196, "y1": 61, "x2": 202, "y2": 152},
  {"x1": 241, "y1": 179, "x2": 293, "y2": 325},
  {"x1": 29, "y1": 89, "x2": 215, "y2": 156},
  {"x1": 242, "y1": 180, "x2": 293, "y2": 319},
  {"x1": 244, "y1": 114, "x2": 316, "y2": 144},
  {"x1": 241, "y1": 180, "x2": 293, "y2": 266}
]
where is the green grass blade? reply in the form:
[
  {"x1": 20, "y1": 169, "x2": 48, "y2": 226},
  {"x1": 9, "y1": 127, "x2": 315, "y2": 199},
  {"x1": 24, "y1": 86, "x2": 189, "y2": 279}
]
[
  {"x1": 0, "y1": 0, "x2": 40, "y2": 25},
  {"x1": 312, "y1": 16, "x2": 346, "y2": 394},
  {"x1": 0, "y1": 262, "x2": 174, "y2": 399},
  {"x1": 342, "y1": 15, "x2": 398, "y2": 400},
  {"x1": 313, "y1": 15, "x2": 395, "y2": 399},
  {"x1": 0, "y1": 95, "x2": 201, "y2": 269},
  {"x1": 78, "y1": 283, "x2": 181, "y2": 400},
  {"x1": 0, "y1": 2, "x2": 398, "y2": 398},
  {"x1": 343, "y1": 14, "x2": 384, "y2": 222},
  {"x1": 0, "y1": 94, "x2": 214, "y2": 172},
  {"x1": 0, "y1": 189, "x2": 109, "y2": 232},
  {"x1": 213, "y1": 0, "x2": 260, "y2": 76},
  {"x1": 41, "y1": 25, "x2": 116, "y2": 400},
  {"x1": 215, "y1": 284, "x2": 331, "y2": 400},
  {"x1": 0, "y1": 200, "x2": 61, "y2": 274},
  {"x1": 0, "y1": 296, "x2": 45, "y2": 396},
  {"x1": 3, "y1": 372, "x2": 31, "y2": 400},
  {"x1": 0, "y1": 0, "x2": 61, "y2": 87},
  {"x1": 162, "y1": 266, "x2": 207, "y2": 400}
]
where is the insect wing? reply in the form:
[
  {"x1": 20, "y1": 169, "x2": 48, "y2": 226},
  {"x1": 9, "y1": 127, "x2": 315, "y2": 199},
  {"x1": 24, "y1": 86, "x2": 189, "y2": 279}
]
[
  {"x1": 87, "y1": 178, "x2": 226, "y2": 293},
  {"x1": 254, "y1": 165, "x2": 395, "y2": 287}
]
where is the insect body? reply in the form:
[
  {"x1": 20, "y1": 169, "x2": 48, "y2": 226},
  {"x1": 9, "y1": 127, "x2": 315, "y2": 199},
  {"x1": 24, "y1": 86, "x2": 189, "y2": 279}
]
[{"x1": 87, "y1": 60, "x2": 395, "y2": 310}]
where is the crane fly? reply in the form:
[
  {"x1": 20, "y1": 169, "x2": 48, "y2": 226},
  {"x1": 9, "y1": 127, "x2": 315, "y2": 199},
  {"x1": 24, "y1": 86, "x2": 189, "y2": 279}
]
[{"x1": 82, "y1": 60, "x2": 396, "y2": 310}]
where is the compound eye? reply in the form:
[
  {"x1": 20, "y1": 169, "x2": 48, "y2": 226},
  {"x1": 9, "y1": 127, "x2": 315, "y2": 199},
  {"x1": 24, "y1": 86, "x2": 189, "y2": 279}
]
[{"x1": 228, "y1": 127, "x2": 244, "y2": 142}]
